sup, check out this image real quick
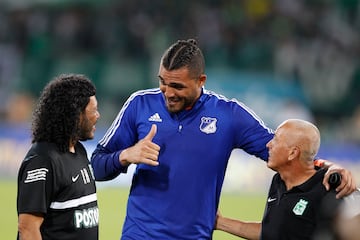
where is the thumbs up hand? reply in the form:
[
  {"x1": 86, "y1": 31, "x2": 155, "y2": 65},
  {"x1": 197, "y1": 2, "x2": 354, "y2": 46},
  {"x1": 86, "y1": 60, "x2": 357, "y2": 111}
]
[
  {"x1": 144, "y1": 123, "x2": 157, "y2": 142},
  {"x1": 119, "y1": 124, "x2": 160, "y2": 167}
]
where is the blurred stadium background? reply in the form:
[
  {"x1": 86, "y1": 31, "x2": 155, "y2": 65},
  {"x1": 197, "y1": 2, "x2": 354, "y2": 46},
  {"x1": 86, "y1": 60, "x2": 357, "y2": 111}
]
[{"x1": 0, "y1": 0, "x2": 359, "y2": 239}]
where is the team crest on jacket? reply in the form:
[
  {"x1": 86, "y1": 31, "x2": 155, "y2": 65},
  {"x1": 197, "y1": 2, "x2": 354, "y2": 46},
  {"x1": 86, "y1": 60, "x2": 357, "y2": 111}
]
[{"x1": 200, "y1": 117, "x2": 217, "y2": 134}]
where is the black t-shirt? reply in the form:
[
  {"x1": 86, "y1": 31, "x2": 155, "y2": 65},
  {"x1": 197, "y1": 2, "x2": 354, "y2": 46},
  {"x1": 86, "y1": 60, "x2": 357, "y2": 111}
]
[
  {"x1": 17, "y1": 142, "x2": 98, "y2": 240},
  {"x1": 261, "y1": 168, "x2": 341, "y2": 240}
]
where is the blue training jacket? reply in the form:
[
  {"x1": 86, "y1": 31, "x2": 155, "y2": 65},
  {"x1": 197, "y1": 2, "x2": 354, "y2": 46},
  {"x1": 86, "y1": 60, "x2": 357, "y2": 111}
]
[{"x1": 91, "y1": 88, "x2": 274, "y2": 240}]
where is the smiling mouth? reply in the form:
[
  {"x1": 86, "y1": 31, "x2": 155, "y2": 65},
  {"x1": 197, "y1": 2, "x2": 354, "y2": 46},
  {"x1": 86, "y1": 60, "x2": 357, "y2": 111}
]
[{"x1": 166, "y1": 98, "x2": 179, "y2": 105}]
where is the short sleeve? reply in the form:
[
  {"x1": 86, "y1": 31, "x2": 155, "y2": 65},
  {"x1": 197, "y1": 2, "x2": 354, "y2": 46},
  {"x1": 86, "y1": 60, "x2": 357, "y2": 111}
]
[{"x1": 17, "y1": 154, "x2": 54, "y2": 214}]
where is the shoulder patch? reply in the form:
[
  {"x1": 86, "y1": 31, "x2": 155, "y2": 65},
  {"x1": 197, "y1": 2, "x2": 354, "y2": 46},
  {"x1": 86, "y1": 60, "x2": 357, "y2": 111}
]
[{"x1": 24, "y1": 168, "x2": 49, "y2": 183}]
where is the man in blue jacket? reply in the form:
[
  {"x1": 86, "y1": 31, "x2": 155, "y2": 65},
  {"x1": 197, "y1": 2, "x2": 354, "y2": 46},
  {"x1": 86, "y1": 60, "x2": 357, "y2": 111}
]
[{"x1": 91, "y1": 39, "x2": 356, "y2": 239}]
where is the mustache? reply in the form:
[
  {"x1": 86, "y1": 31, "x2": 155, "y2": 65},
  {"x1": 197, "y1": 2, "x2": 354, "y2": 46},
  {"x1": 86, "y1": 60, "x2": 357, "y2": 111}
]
[{"x1": 166, "y1": 96, "x2": 180, "y2": 101}]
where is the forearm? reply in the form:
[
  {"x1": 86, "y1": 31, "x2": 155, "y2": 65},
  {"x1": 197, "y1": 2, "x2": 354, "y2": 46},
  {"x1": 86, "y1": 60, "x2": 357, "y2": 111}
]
[
  {"x1": 216, "y1": 216, "x2": 261, "y2": 240},
  {"x1": 18, "y1": 213, "x2": 43, "y2": 240},
  {"x1": 18, "y1": 229, "x2": 42, "y2": 240},
  {"x1": 91, "y1": 146, "x2": 128, "y2": 181}
]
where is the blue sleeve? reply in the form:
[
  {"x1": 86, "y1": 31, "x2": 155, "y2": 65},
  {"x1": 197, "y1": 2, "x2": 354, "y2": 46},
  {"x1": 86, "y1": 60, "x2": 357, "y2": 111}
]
[
  {"x1": 239, "y1": 118, "x2": 274, "y2": 161},
  {"x1": 232, "y1": 101, "x2": 274, "y2": 161},
  {"x1": 90, "y1": 144, "x2": 127, "y2": 181},
  {"x1": 90, "y1": 93, "x2": 139, "y2": 181}
]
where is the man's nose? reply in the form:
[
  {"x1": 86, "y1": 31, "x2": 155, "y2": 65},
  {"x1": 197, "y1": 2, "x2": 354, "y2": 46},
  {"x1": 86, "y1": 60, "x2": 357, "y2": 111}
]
[{"x1": 163, "y1": 86, "x2": 175, "y2": 98}]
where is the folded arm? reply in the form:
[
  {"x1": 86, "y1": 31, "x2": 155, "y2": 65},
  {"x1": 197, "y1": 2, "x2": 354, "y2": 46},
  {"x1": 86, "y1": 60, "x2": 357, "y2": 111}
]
[
  {"x1": 91, "y1": 145, "x2": 128, "y2": 181},
  {"x1": 91, "y1": 124, "x2": 160, "y2": 181}
]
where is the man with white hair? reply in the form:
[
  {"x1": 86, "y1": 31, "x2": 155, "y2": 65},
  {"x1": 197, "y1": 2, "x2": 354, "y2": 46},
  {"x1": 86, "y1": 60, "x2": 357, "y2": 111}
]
[{"x1": 216, "y1": 119, "x2": 351, "y2": 240}]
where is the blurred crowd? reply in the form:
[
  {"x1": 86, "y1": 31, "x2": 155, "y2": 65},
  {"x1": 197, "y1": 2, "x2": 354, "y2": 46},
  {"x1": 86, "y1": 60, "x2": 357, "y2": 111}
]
[{"x1": 0, "y1": 0, "x2": 359, "y2": 143}]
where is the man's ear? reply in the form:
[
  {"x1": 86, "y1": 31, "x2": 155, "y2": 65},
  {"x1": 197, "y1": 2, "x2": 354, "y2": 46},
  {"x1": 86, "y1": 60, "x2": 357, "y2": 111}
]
[
  {"x1": 199, "y1": 74, "x2": 207, "y2": 87},
  {"x1": 288, "y1": 146, "x2": 300, "y2": 161}
]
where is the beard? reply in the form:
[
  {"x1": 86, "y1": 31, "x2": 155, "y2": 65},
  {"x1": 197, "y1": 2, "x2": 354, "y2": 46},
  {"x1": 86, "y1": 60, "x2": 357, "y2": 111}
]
[
  {"x1": 165, "y1": 95, "x2": 197, "y2": 113},
  {"x1": 78, "y1": 117, "x2": 95, "y2": 141}
]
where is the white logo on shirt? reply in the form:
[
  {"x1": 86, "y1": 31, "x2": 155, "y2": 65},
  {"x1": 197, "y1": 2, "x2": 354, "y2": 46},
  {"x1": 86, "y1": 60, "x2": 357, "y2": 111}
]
[
  {"x1": 293, "y1": 199, "x2": 308, "y2": 216},
  {"x1": 24, "y1": 168, "x2": 49, "y2": 183},
  {"x1": 200, "y1": 117, "x2": 217, "y2": 134},
  {"x1": 72, "y1": 168, "x2": 92, "y2": 184},
  {"x1": 72, "y1": 174, "x2": 80, "y2": 182},
  {"x1": 74, "y1": 206, "x2": 99, "y2": 228},
  {"x1": 88, "y1": 164, "x2": 95, "y2": 180},
  {"x1": 267, "y1": 197, "x2": 277, "y2": 203},
  {"x1": 148, "y1": 113, "x2": 162, "y2": 122},
  {"x1": 80, "y1": 168, "x2": 91, "y2": 184}
]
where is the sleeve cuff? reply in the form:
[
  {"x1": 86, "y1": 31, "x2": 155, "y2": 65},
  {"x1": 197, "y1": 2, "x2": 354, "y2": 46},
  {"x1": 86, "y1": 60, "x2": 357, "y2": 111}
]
[{"x1": 113, "y1": 151, "x2": 129, "y2": 173}]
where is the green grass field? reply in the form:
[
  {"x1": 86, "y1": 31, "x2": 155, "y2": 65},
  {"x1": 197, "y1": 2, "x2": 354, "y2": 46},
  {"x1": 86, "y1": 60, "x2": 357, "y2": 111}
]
[{"x1": 2, "y1": 180, "x2": 265, "y2": 240}]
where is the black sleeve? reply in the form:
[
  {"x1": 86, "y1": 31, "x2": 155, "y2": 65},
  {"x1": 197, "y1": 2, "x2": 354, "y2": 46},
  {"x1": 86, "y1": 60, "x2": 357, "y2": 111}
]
[{"x1": 17, "y1": 152, "x2": 54, "y2": 215}]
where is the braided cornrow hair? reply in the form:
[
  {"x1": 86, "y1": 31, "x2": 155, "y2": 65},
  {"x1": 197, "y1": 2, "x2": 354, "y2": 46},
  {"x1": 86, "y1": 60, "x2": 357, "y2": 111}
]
[{"x1": 161, "y1": 39, "x2": 205, "y2": 79}]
